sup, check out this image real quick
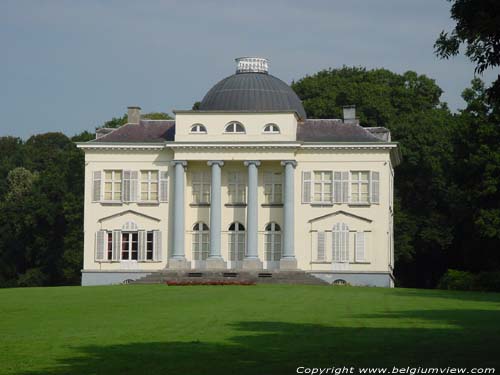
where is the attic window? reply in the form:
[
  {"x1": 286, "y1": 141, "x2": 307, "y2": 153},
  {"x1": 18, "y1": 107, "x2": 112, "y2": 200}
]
[
  {"x1": 224, "y1": 121, "x2": 245, "y2": 134},
  {"x1": 190, "y1": 124, "x2": 207, "y2": 133},
  {"x1": 263, "y1": 123, "x2": 280, "y2": 134}
]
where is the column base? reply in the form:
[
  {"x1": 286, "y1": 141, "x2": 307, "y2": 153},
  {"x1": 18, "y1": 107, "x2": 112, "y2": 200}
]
[
  {"x1": 206, "y1": 257, "x2": 227, "y2": 270},
  {"x1": 242, "y1": 257, "x2": 263, "y2": 270},
  {"x1": 168, "y1": 257, "x2": 191, "y2": 270},
  {"x1": 280, "y1": 257, "x2": 298, "y2": 270}
]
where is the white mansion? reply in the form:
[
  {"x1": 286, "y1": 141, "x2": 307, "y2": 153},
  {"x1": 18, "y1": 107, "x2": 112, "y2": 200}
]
[{"x1": 78, "y1": 57, "x2": 400, "y2": 287}]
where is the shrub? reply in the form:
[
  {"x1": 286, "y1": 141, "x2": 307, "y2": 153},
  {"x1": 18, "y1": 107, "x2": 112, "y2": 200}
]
[
  {"x1": 17, "y1": 268, "x2": 48, "y2": 287},
  {"x1": 437, "y1": 269, "x2": 500, "y2": 292}
]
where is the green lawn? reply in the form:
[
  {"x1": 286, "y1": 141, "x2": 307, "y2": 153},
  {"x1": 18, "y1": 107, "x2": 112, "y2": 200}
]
[{"x1": 1, "y1": 285, "x2": 499, "y2": 375}]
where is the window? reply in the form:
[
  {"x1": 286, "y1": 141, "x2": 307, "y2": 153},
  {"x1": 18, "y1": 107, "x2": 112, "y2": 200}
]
[
  {"x1": 355, "y1": 231, "x2": 366, "y2": 262},
  {"x1": 228, "y1": 172, "x2": 246, "y2": 203},
  {"x1": 351, "y1": 171, "x2": 369, "y2": 203},
  {"x1": 107, "y1": 232, "x2": 113, "y2": 260},
  {"x1": 224, "y1": 121, "x2": 245, "y2": 133},
  {"x1": 141, "y1": 170, "x2": 159, "y2": 201},
  {"x1": 263, "y1": 172, "x2": 282, "y2": 204},
  {"x1": 192, "y1": 222, "x2": 209, "y2": 261},
  {"x1": 146, "y1": 232, "x2": 154, "y2": 260},
  {"x1": 192, "y1": 171, "x2": 211, "y2": 204},
  {"x1": 332, "y1": 223, "x2": 349, "y2": 263},
  {"x1": 313, "y1": 171, "x2": 332, "y2": 203},
  {"x1": 263, "y1": 123, "x2": 280, "y2": 133},
  {"x1": 228, "y1": 222, "x2": 245, "y2": 261},
  {"x1": 264, "y1": 222, "x2": 282, "y2": 261},
  {"x1": 104, "y1": 170, "x2": 122, "y2": 201},
  {"x1": 317, "y1": 231, "x2": 326, "y2": 261},
  {"x1": 121, "y1": 232, "x2": 138, "y2": 260},
  {"x1": 190, "y1": 123, "x2": 207, "y2": 133}
]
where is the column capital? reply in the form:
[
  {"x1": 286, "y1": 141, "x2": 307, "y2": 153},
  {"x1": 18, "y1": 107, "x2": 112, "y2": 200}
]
[
  {"x1": 207, "y1": 160, "x2": 224, "y2": 167},
  {"x1": 171, "y1": 160, "x2": 188, "y2": 167},
  {"x1": 281, "y1": 160, "x2": 297, "y2": 168},
  {"x1": 244, "y1": 160, "x2": 261, "y2": 167}
]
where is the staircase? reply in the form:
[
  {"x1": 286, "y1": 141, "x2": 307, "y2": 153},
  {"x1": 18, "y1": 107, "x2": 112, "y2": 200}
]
[{"x1": 127, "y1": 270, "x2": 329, "y2": 285}]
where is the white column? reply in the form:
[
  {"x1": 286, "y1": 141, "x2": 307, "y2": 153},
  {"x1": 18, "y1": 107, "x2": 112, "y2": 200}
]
[
  {"x1": 280, "y1": 160, "x2": 298, "y2": 270},
  {"x1": 206, "y1": 160, "x2": 226, "y2": 269},
  {"x1": 169, "y1": 160, "x2": 190, "y2": 269},
  {"x1": 243, "y1": 160, "x2": 262, "y2": 270}
]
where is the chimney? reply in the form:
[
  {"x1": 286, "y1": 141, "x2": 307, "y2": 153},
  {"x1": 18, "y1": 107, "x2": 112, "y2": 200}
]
[
  {"x1": 127, "y1": 106, "x2": 141, "y2": 124},
  {"x1": 343, "y1": 105, "x2": 356, "y2": 123}
]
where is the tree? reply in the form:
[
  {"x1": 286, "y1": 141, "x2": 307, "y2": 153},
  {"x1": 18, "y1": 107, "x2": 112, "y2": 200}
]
[{"x1": 435, "y1": 0, "x2": 500, "y2": 102}]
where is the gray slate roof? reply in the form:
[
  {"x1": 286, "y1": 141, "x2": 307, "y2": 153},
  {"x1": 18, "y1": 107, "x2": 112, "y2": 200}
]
[
  {"x1": 297, "y1": 119, "x2": 384, "y2": 142},
  {"x1": 91, "y1": 119, "x2": 388, "y2": 143},
  {"x1": 199, "y1": 72, "x2": 307, "y2": 120},
  {"x1": 92, "y1": 120, "x2": 175, "y2": 143}
]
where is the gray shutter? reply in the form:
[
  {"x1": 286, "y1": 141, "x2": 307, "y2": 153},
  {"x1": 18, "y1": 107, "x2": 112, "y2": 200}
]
[
  {"x1": 92, "y1": 171, "x2": 102, "y2": 202},
  {"x1": 355, "y1": 231, "x2": 365, "y2": 262},
  {"x1": 333, "y1": 172, "x2": 342, "y2": 203},
  {"x1": 153, "y1": 230, "x2": 162, "y2": 261},
  {"x1": 371, "y1": 171, "x2": 380, "y2": 204},
  {"x1": 95, "y1": 230, "x2": 106, "y2": 261},
  {"x1": 159, "y1": 171, "x2": 168, "y2": 202},
  {"x1": 112, "y1": 230, "x2": 121, "y2": 261},
  {"x1": 317, "y1": 231, "x2": 325, "y2": 261},
  {"x1": 302, "y1": 171, "x2": 311, "y2": 203},
  {"x1": 138, "y1": 230, "x2": 146, "y2": 261},
  {"x1": 130, "y1": 171, "x2": 139, "y2": 202},
  {"x1": 341, "y1": 172, "x2": 349, "y2": 203},
  {"x1": 122, "y1": 171, "x2": 131, "y2": 202}
]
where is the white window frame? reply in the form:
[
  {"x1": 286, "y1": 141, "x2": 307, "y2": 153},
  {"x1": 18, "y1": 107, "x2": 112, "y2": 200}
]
[
  {"x1": 224, "y1": 121, "x2": 245, "y2": 134},
  {"x1": 263, "y1": 123, "x2": 280, "y2": 134},
  {"x1": 140, "y1": 170, "x2": 159, "y2": 202},
  {"x1": 121, "y1": 232, "x2": 138, "y2": 261},
  {"x1": 190, "y1": 123, "x2": 207, "y2": 133},
  {"x1": 264, "y1": 222, "x2": 282, "y2": 261},
  {"x1": 263, "y1": 172, "x2": 282, "y2": 204},
  {"x1": 192, "y1": 222, "x2": 209, "y2": 261},
  {"x1": 350, "y1": 171, "x2": 370, "y2": 204},
  {"x1": 313, "y1": 171, "x2": 333, "y2": 203},
  {"x1": 104, "y1": 170, "x2": 122, "y2": 201},
  {"x1": 191, "y1": 171, "x2": 211, "y2": 204},
  {"x1": 332, "y1": 223, "x2": 349, "y2": 263},
  {"x1": 228, "y1": 222, "x2": 245, "y2": 261},
  {"x1": 228, "y1": 171, "x2": 246, "y2": 204}
]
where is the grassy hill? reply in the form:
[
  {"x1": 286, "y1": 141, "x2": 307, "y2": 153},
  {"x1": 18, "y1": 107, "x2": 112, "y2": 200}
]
[{"x1": 1, "y1": 285, "x2": 499, "y2": 374}]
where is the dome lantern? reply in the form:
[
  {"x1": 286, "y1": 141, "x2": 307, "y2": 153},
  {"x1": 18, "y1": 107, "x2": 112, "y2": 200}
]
[{"x1": 235, "y1": 57, "x2": 269, "y2": 74}]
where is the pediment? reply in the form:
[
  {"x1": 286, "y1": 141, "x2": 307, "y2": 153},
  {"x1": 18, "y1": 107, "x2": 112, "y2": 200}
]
[
  {"x1": 98, "y1": 209, "x2": 161, "y2": 224},
  {"x1": 308, "y1": 210, "x2": 372, "y2": 224}
]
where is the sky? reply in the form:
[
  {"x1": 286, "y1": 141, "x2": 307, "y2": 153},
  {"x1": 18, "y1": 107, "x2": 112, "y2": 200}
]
[{"x1": 1, "y1": 0, "x2": 496, "y2": 139}]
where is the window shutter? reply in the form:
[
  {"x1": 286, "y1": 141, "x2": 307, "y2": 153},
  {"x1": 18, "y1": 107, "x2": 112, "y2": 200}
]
[
  {"x1": 317, "y1": 231, "x2": 326, "y2": 261},
  {"x1": 342, "y1": 172, "x2": 349, "y2": 203},
  {"x1": 138, "y1": 230, "x2": 146, "y2": 261},
  {"x1": 112, "y1": 230, "x2": 121, "y2": 261},
  {"x1": 153, "y1": 230, "x2": 162, "y2": 261},
  {"x1": 159, "y1": 171, "x2": 168, "y2": 202},
  {"x1": 302, "y1": 171, "x2": 312, "y2": 203},
  {"x1": 130, "y1": 171, "x2": 138, "y2": 202},
  {"x1": 355, "y1": 231, "x2": 365, "y2": 262},
  {"x1": 95, "y1": 230, "x2": 106, "y2": 261},
  {"x1": 342, "y1": 223, "x2": 349, "y2": 262},
  {"x1": 92, "y1": 171, "x2": 102, "y2": 202},
  {"x1": 333, "y1": 172, "x2": 342, "y2": 203},
  {"x1": 122, "y1": 171, "x2": 131, "y2": 202},
  {"x1": 371, "y1": 171, "x2": 380, "y2": 204}
]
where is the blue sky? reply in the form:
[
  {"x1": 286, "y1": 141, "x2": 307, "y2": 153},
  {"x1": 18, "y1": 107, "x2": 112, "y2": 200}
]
[{"x1": 1, "y1": 0, "x2": 496, "y2": 139}]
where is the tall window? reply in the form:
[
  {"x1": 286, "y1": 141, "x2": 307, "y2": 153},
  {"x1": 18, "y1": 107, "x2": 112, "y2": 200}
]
[
  {"x1": 332, "y1": 223, "x2": 349, "y2": 263},
  {"x1": 146, "y1": 232, "x2": 154, "y2": 260},
  {"x1": 121, "y1": 232, "x2": 138, "y2": 260},
  {"x1": 351, "y1": 171, "x2": 369, "y2": 203},
  {"x1": 228, "y1": 172, "x2": 246, "y2": 203},
  {"x1": 104, "y1": 170, "x2": 122, "y2": 201},
  {"x1": 228, "y1": 222, "x2": 245, "y2": 261},
  {"x1": 263, "y1": 123, "x2": 280, "y2": 133},
  {"x1": 141, "y1": 170, "x2": 159, "y2": 201},
  {"x1": 192, "y1": 222, "x2": 209, "y2": 261},
  {"x1": 313, "y1": 171, "x2": 332, "y2": 203},
  {"x1": 107, "y1": 232, "x2": 113, "y2": 260},
  {"x1": 317, "y1": 231, "x2": 326, "y2": 261},
  {"x1": 264, "y1": 222, "x2": 282, "y2": 261},
  {"x1": 263, "y1": 172, "x2": 282, "y2": 204},
  {"x1": 192, "y1": 171, "x2": 211, "y2": 204},
  {"x1": 190, "y1": 124, "x2": 207, "y2": 133},
  {"x1": 224, "y1": 122, "x2": 245, "y2": 133}
]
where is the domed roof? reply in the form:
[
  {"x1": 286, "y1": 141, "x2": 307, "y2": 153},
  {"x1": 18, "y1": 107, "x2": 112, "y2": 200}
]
[{"x1": 199, "y1": 58, "x2": 307, "y2": 120}]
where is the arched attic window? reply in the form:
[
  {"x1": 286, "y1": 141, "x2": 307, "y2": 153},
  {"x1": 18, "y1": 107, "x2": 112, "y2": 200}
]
[
  {"x1": 190, "y1": 123, "x2": 207, "y2": 133},
  {"x1": 263, "y1": 123, "x2": 280, "y2": 134},
  {"x1": 224, "y1": 121, "x2": 245, "y2": 134}
]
